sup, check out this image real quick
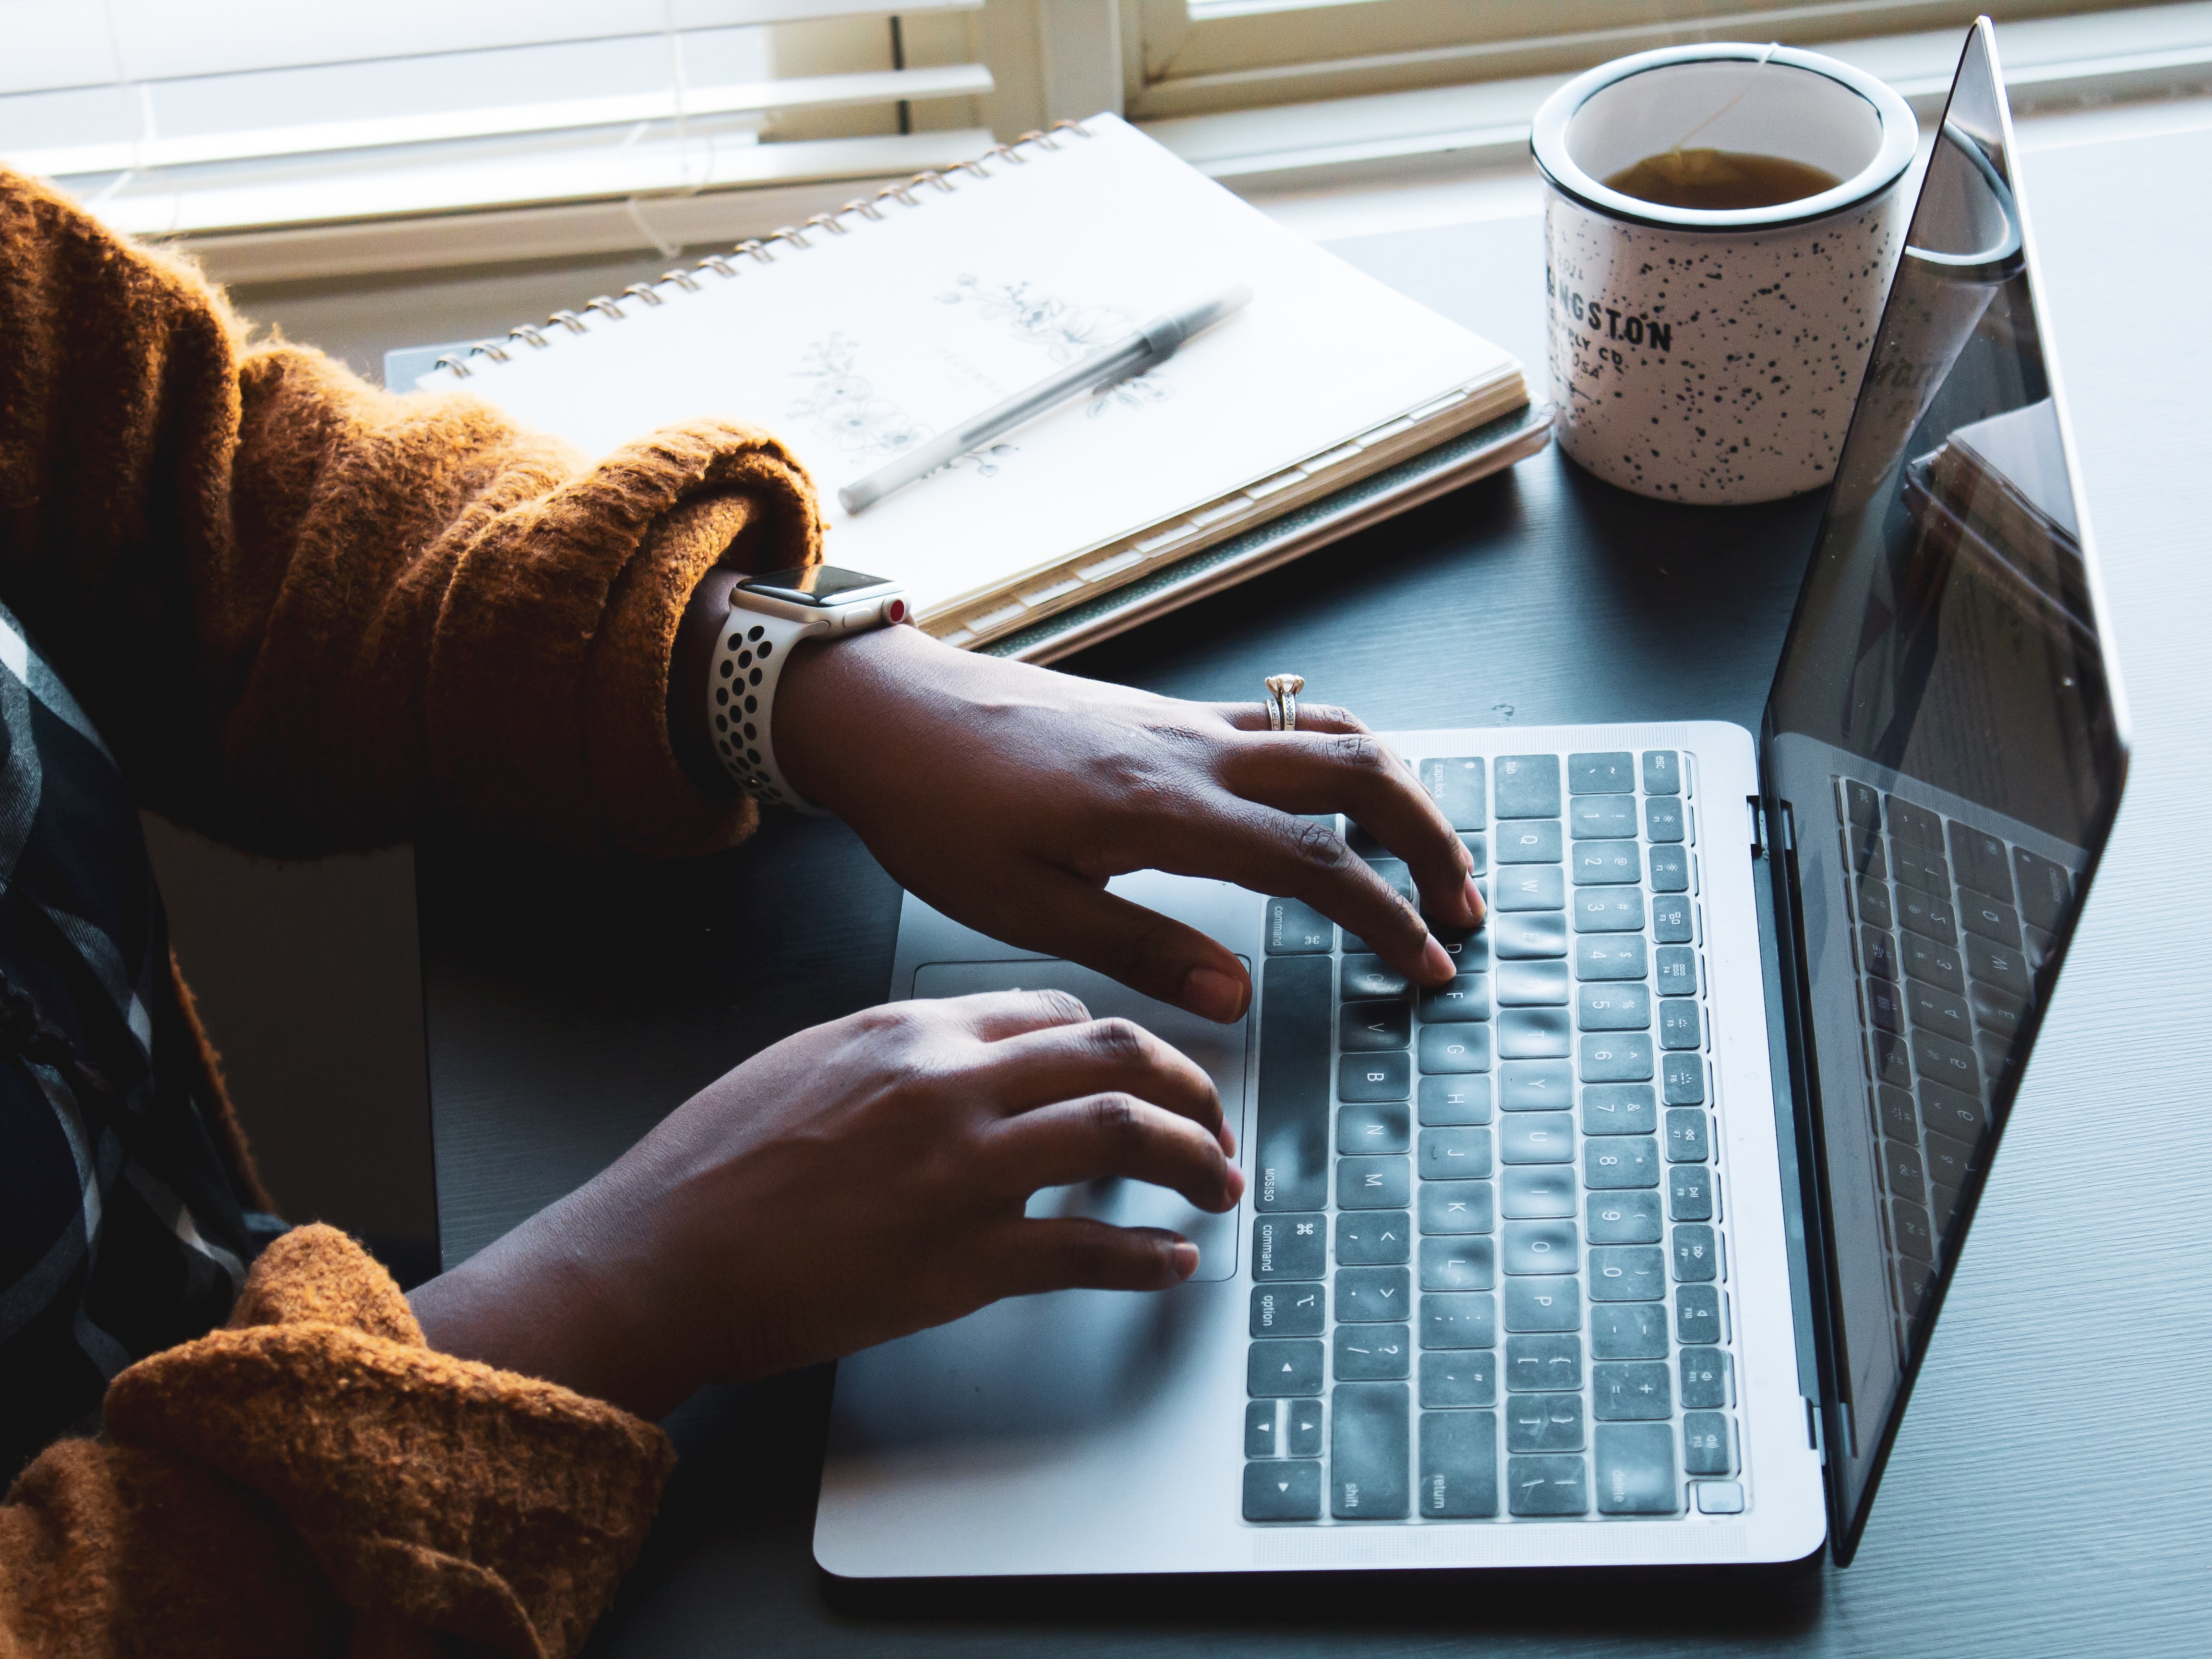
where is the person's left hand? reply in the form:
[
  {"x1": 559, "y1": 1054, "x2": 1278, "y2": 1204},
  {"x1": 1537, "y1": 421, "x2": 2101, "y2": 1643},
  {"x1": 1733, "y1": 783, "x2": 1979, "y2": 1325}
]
[{"x1": 774, "y1": 623, "x2": 1481, "y2": 1023}]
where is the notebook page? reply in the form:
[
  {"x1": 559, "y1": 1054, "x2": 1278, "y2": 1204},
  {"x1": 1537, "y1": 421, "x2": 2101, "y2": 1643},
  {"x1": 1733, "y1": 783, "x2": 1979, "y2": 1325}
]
[{"x1": 421, "y1": 116, "x2": 1515, "y2": 616}]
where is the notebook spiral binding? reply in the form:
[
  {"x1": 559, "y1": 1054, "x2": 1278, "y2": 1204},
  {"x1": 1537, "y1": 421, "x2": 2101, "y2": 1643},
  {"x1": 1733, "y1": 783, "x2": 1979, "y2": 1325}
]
[{"x1": 431, "y1": 120, "x2": 1094, "y2": 381}]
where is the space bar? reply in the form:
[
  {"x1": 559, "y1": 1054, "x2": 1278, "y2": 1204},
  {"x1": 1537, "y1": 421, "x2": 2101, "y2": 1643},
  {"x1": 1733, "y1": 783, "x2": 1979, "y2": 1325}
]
[{"x1": 1255, "y1": 954, "x2": 1331, "y2": 1212}]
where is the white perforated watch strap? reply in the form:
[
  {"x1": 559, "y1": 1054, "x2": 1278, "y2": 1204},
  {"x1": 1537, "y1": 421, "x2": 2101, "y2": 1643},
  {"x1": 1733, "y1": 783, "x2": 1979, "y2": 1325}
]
[{"x1": 706, "y1": 606, "x2": 829, "y2": 814}]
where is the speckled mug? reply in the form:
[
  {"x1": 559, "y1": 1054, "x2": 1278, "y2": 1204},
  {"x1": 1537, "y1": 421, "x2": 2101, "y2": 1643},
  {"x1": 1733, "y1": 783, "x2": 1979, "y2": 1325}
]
[{"x1": 1532, "y1": 44, "x2": 1918, "y2": 503}]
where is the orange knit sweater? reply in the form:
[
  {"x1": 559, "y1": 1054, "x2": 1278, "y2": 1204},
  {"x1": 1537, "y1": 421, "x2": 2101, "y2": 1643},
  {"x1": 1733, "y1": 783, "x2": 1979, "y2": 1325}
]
[{"x1": 0, "y1": 166, "x2": 824, "y2": 1656}]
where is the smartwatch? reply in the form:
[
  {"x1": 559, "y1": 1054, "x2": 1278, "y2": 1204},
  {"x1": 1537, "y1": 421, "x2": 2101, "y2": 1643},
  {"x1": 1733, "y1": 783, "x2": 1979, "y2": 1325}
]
[{"x1": 705, "y1": 565, "x2": 909, "y2": 812}]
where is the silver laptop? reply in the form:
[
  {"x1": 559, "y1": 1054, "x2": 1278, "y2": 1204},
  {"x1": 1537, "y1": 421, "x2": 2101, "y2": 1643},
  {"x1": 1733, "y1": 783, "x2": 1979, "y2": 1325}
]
[{"x1": 816, "y1": 21, "x2": 2129, "y2": 1575}]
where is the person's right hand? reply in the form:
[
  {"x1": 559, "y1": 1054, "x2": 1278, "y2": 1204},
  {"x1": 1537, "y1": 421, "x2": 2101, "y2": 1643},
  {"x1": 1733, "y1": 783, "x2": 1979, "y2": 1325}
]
[{"x1": 408, "y1": 989, "x2": 1241, "y2": 1419}]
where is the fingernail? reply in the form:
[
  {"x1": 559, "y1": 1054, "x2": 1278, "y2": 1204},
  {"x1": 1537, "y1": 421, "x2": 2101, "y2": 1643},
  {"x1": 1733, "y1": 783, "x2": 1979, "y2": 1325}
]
[
  {"x1": 1170, "y1": 1240, "x2": 1200, "y2": 1280},
  {"x1": 1183, "y1": 966, "x2": 1247, "y2": 1022},
  {"x1": 1421, "y1": 938, "x2": 1455, "y2": 983},
  {"x1": 1463, "y1": 875, "x2": 1487, "y2": 924}
]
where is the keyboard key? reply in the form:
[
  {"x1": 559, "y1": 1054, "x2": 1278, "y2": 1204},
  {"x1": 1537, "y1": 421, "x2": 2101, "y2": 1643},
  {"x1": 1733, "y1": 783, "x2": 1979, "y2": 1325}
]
[
  {"x1": 1494, "y1": 755, "x2": 1562, "y2": 818},
  {"x1": 1507, "y1": 1454, "x2": 1590, "y2": 1516},
  {"x1": 1418, "y1": 1183, "x2": 1494, "y2": 1235},
  {"x1": 1496, "y1": 820, "x2": 1564, "y2": 864},
  {"x1": 1948, "y1": 822, "x2": 2014, "y2": 901},
  {"x1": 1850, "y1": 828, "x2": 1887, "y2": 880},
  {"x1": 1649, "y1": 894, "x2": 1692, "y2": 943},
  {"x1": 1870, "y1": 1029, "x2": 1911, "y2": 1087},
  {"x1": 1419, "y1": 973, "x2": 1492, "y2": 1022},
  {"x1": 1671, "y1": 1226, "x2": 1720, "y2": 1282},
  {"x1": 1906, "y1": 980, "x2": 1973, "y2": 1046},
  {"x1": 1960, "y1": 892, "x2": 2022, "y2": 948},
  {"x1": 1330, "y1": 1382, "x2": 1411, "y2": 1518},
  {"x1": 1680, "y1": 1349, "x2": 1732, "y2": 1409},
  {"x1": 1500, "y1": 1058, "x2": 1574, "y2": 1111},
  {"x1": 1891, "y1": 1198, "x2": 1935, "y2": 1262},
  {"x1": 1587, "y1": 1190, "x2": 1663, "y2": 1244},
  {"x1": 1919, "y1": 1078, "x2": 1986, "y2": 1141},
  {"x1": 1886, "y1": 796, "x2": 1942, "y2": 849},
  {"x1": 1492, "y1": 912, "x2": 1568, "y2": 958},
  {"x1": 1969, "y1": 981, "x2": 2026, "y2": 1041},
  {"x1": 1420, "y1": 1024, "x2": 1495, "y2": 1072},
  {"x1": 1335, "y1": 1267, "x2": 1411, "y2": 1322},
  {"x1": 1437, "y1": 926, "x2": 1489, "y2": 972},
  {"x1": 1495, "y1": 961, "x2": 1570, "y2": 1005},
  {"x1": 1569, "y1": 752, "x2": 1635, "y2": 793},
  {"x1": 1574, "y1": 887, "x2": 1649, "y2": 936},
  {"x1": 1861, "y1": 926, "x2": 1899, "y2": 981},
  {"x1": 1501, "y1": 1166, "x2": 1577, "y2": 1218},
  {"x1": 1676, "y1": 1285, "x2": 1725, "y2": 1344},
  {"x1": 1658, "y1": 998, "x2": 1701, "y2": 1050},
  {"x1": 1252, "y1": 1214, "x2": 1327, "y2": 1283},
  {"x1": 1495, "y1": 1010, "x2": 1569, "y2": 1060},
  {"x1": 1265, "y1": 898, "x2": 1334, "y2": 954},
  {"x1": 1244, "y1": 1459, "x2": 1322, "y2": 1521},
  {"x1": 1459, "y1": 833, "x2": 1490, "y2": 877},
  {"x1": 1249, "y1": 1339, "x2": 1324, "y2": 1396},
  {"x1": 1649, "y1": 950, "x2": 1695, "y2": 1002},
  {"x1": 1901, "y1": 932, "x2": 1965, "y2": 993},
  {"x1": 1496, "y1": 866, "x2": 1567, "y2": 912},
  {"x1": 1895, "y1": 889, "x2": 1958, "y2": 946},
  {"x1": 1335, "y1": 1211, "x2": 1411, "y2": 1265},
  {"x1": 1844, "y1": 780, "x2": 1880, "y2": 830},
  {"x1": 1854, "y1": 878, "x2": 1894, "y2": 931},
  {"x1": 1584, "y1": 1135, "x2": 1660, "y2": 1189},
  {"x1": 1503, "y1": 1277, "x2": 1582, "y2": 1332},
  {"x1": 1929, "y1": 1181, "x2": 1965, "y2": 1233},
  {"x1": 1578, "y1": 983, "x2": 1652, "y2": 1031},
  {"x1": 1256, "y1": 956, "x2": 1332, "y2": 1211},
  {"x1": 1418, "y1": 1075, "x2": 1492, "y2": 1125},
  {"x1": 1577, "y1": 937, "x2": 1649, "y2": 981},
  {"x1": 1334, "y1": 1323, "x2": 1411, "y2": 1380},
  {"x1": 1641, "y1": 750, "x2": 1681, "y2": 795},
  {"x1": 1665, "y1": 1108, "x2": 1710, "y2": 1163},
  {"x1": 1505, "y1": 1333, "x2": 1583, "y2": 1393},
  {"x1": 1419, "y1": 1410, "x2": 1501, "y2": 1516},
  {"x1": 1570, "y1": 796, "x2": 1638, "y2": 839},
  {"x1": 2013, "y1": 847, "x2": 2070, "y2": 931},
  {"x1": 1419, "y1": 1238, "x2": 1497, "y2": 1291},
  {"x1": 1571, "y1": 840, "x2": 1642, "y2": 887},
  {"x1": 1247, "y1": 1399, "x2": 1280, "y2": 1457},
  {"x1": 1579, "y1": 1032, "x2": 1655, "y2": 1081},
  {"x1": 1683, "y1": 1412, "x2": 1737, "y2": 1476},
  {"x1": 1419, "y1": 1127, "x2": 1494, "y2": 1180},
  {"x1": 1340, "y1": 998, "x2": 1411, "y2": 1052},
  {"x1": 1877, "y1": 1082, "x2": 1920, "y2": 1142},
  {"x1": 1337, "y1": 1156, "x2": 1412, "y2": 1210},
  {"x1": 1964, "y1": 933, "x2": 2029, "y2": 997},
  {"x1": 1866, "y1": 974, "x2": 1904, "y2": 1034},
  {"x1": 1589, "y1": 1245, "x2": 1668, "y2": 1301},
  {"x1": 1287, "y1": 1400, "x2": 1324, "y2": 1457},
  {"x1": 1420, "y1": 1292, "x2": 1497, "y2": 1349},
  {"x1": 1337, "y1": 1101, "x2": 1410, "y2": 1156},
  {"x1": 1501, "y1": 1112, "x2": 1576, "y2": 1164},
  {"x1": 1507, "y1": 1392, "x2": 1585, "y2": 1452},
  {"x1": 1591, "y1": 1301, "x2": 1669, "y2": 1359},
  {"x1": 1911, "y1": 1028, "x2": 1982, "y2": 1094},
  {"x1": 1581, "y1": 1083, "x2": 1657, "y2": 1135},
  {"x1": 1594, "y1": 1361, "x2": 1672, "y2": 1420},
  {"x1": 1502, "y1": 1220, "x2": 1578, "y2": 1275},
  {"x1": 1420, "y1": 1351, "x2": 1498, "y2": 1408},
  {"x1": 1251, "y1": 1283, "x2": 1325, "y2": 1336},
  {"x1": 1644, "y1": 797, "x2": 1686, "y2": 843},
  {"x1": 1595, "y1": 1423, "x2": 1680, "y2": 1514},
  {"x1": 1419, "y1": 757, "x2": 1488, "y2": 831},
  {"x1": 1661, "y1": 1052, "x2": 1705, "y2": 1105},
  {"x1": 1922, "y1": 1126, "x2": 1978, "y2": 1188},
  {"x1": 1647, "y1": 846, "x2": 1690, "y2": 893},
  {"x1": 1668, "y1": 1165, "x2": 1714, "y2": 1221},
  {"x1": 1338, "y1": 1052, "x2": 1412, "y2": 1102},
  {"x1": 1340, "y1": 953, "x2": 1411, "y2": 1000},
  {"x1": 1976, "y1": 1027, "x2": 2010, "y2": 1079}
]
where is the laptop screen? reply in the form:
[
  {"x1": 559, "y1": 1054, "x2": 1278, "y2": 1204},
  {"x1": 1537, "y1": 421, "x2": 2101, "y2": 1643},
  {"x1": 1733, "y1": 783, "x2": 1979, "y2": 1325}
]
[{"x1": 1759, "y1": 22, "x2": 2128, "y2": 1558}]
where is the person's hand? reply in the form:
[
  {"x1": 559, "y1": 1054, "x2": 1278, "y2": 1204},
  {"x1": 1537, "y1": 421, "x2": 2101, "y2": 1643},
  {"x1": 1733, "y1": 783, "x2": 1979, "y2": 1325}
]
[
  {"x1": 775, "y1": 624, "x2": 1482, "y2": 1022},
  {"x1": 409, "y1": 990, "x2": 1240, "y2": 1418}
]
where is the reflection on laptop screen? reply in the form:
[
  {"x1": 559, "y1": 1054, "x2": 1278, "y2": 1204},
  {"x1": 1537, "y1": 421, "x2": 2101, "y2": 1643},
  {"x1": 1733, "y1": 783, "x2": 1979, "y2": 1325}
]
[{"x1": 1761, "y1": 26, "x2": 2127, "y2": 1549}]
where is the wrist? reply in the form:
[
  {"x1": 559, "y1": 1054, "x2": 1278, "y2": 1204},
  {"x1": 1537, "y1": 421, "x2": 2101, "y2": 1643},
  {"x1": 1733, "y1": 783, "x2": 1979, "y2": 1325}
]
[
  {"x1": 668, "y1": 567, "x2": 745, "y2": 798},
  {"x1": 772, "y1": 620, "x2": 938, "y2": 813}
]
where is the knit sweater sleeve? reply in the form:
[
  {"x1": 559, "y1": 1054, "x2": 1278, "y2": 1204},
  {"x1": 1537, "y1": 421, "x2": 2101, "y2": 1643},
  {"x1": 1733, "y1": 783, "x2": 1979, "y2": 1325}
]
[
  {"x1": 0, "y1": 166, "x2": 823, "y2": 860},
  {"x1": 0, "y1": 1226, "x2": 675, "y2": 1659}
]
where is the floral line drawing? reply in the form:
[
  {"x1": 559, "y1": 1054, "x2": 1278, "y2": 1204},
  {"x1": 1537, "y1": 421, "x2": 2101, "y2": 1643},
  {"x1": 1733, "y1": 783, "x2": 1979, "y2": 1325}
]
[
  {"x1": 788, "y1": 333, "x2": 930, "y2": 460},
  {"x1": 935, "y1": 273, "x2": 1131, "y2": 363}
]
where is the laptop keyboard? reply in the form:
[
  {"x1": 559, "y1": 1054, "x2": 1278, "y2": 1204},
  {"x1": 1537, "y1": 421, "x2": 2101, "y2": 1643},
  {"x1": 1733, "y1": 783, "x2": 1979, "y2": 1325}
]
[
  {"x1": 1242, "y1": 750, "x2": 1743, "y2": 1524},
  {"x1": 1835, "y1": 779, "x2": 2069, "y2": 1338}
]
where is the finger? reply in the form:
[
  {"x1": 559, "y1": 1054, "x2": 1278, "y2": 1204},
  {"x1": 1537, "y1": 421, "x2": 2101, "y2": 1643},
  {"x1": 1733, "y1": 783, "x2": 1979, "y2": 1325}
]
[
  {"x1": 1221, "y1": 730, "x2": 1484, "y2": 932},
  {"x1": 978, "y1": 1092, "x2": 1242, "y2": 1211},
  {"x1": 1211, "y1": 700, "x2": 1370, "y2": 735},
  {"x1": 1003, "y1": 874, "x2": 1255, "y2": 1025},
  {"x1": 926, "y1": 986, "x2": 1095, "y2": 1043},
  {"x1": 974, "y1": 1015, "x2": 1228, "y2": 1150},
  {"x1": 977, "y1": 1216, "x2": 1198, "y2": 1299}
]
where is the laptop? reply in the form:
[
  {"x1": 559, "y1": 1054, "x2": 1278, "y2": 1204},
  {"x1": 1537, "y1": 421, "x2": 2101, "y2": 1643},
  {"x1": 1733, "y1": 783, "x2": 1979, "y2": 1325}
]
[{"x1": 815, "y1": 19, "x2": 2129, "y2": 1575}]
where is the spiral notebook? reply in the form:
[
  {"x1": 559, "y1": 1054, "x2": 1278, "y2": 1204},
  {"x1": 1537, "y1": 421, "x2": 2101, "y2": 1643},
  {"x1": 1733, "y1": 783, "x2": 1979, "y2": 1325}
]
[{"x1": 408, "y1": 115, "x2": 1539, "y2": 658}]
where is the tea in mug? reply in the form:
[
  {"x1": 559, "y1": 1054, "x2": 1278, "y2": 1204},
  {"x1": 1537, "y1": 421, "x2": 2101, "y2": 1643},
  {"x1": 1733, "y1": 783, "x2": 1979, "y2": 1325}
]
[{"x1": 1603, "y1": 147, "x2": 1843, "y2": 211}]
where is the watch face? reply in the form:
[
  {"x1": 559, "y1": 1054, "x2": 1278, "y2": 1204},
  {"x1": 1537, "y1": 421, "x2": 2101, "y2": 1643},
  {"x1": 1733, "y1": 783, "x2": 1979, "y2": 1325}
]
[{"x1": 738, "y1": 565, "x2": 894, "y2": 607}]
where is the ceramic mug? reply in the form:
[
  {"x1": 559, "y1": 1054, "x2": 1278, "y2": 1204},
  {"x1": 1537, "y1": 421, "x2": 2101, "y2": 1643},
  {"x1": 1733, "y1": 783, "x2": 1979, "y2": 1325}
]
[{"x1": 1532, "y1": 44, "x2": 1919, "y2": 503}]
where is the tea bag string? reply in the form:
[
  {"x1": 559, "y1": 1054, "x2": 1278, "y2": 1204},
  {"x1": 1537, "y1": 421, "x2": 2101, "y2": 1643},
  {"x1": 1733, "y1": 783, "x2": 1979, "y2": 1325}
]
[{"x1": 1667, "y1": 42, "x2": 1784, "y2": 158}]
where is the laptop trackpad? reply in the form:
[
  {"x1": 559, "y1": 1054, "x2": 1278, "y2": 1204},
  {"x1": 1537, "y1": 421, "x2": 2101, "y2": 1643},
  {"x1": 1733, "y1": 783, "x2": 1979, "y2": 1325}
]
[{"x1": 909, "y1": 959, "x2": 1250, "y2": 1282}]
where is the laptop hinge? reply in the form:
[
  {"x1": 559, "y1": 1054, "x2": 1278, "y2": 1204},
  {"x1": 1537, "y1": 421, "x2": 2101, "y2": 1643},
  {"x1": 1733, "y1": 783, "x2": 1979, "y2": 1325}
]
[{"x1": 1747, "y1": 795, "x2": 1767, "y2": 859}]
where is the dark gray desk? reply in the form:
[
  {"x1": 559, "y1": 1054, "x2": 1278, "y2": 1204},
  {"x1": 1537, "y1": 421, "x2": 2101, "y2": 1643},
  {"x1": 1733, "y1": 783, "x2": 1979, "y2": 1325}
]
[{"x1": 419, "y1": 125, "x2": 2212, "y2": 1657}]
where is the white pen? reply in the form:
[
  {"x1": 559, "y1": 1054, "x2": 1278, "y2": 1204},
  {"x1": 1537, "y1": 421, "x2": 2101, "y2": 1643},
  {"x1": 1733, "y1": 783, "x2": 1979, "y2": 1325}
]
[{"x1": 837, "y1": 284, "x2": 1253, "y2": 516}]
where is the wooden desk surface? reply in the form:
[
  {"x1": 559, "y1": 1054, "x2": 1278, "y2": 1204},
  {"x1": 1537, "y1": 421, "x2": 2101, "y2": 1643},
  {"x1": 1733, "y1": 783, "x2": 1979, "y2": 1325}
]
[{"x1": 418, "y1": 126, "x2": 2212, "y2": 1657}]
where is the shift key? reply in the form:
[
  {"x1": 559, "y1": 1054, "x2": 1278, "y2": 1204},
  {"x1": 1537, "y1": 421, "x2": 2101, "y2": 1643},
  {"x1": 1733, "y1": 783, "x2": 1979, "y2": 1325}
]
[{"x1": 1331, "y1": 1382, "x2": 1411, "y2": 1518}]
